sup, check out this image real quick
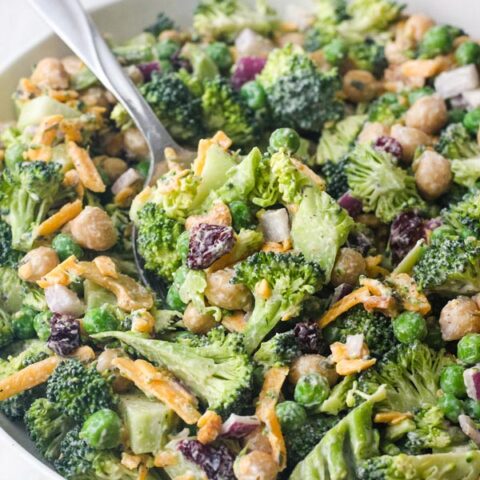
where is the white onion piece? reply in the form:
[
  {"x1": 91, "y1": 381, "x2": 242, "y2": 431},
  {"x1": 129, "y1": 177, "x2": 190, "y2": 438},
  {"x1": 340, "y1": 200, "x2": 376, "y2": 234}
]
[
  {"x1": 111, "y1": 168, "x2": 142, "y2": 195},
  {"x1": 463, "y1": 89, "x2": 480, "y2": 110},
  {"x1": 235, "y1": 29, "x2": 274, "y2": 58},
  {"x1": 464, "y1": 367, "x2": 480, "y2": 401},
  {"x1": 45, "y1": 284, "x2": 85, "y2": 317},
  {"x1": 459, "y1": 414, "x2": 480, "y2": 446},
  {"x1": 259, "y1": 208, "x2": 290, "y2": 243},
  {"x1": 221, "y1": 414, "x2": 260, "y2": 438},
  {"x1": 346, "y1": 334, "x2": 364, "y2": 359},
  {"x1": 434, "y1": 65, "x2": 480, "y2": 99}
]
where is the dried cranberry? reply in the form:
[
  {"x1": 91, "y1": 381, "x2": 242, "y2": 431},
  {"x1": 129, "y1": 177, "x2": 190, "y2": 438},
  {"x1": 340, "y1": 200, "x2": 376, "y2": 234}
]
[
  {"x1": 171, "y1": 51, "x2": 192, "y2": 72},
  {"x1": 374, "y1": 136, "x2": 403, "y2": 160},
  {"x1": 231, "y1": 56, "x2": 267, "y2": 90},
  {"x1": 294, "y1": 322, "x2": 322, "y2": 353},
  {"x1": 389, "y1": 211, "x2": 427, "y2": 264},
  {"x1": 338, "y1": 192, "x2": 363, "y2": 218},
  {"x1": 331, "y1": 283, "x2": 354, "y2": 305},
  {"x1": 187, "y1": 224, "x2": 235, "y2": 270},
  {"x1": 346, "y1": 230, "x2": 374, "y2": 256},
  {"x1": 178, "y1": 440, "x2": 235, "y2": 480},
  {"x1": 137, "y1": 61, "x2": 161, "y2": 81},
  {"x1": 47, "y1": 314, "x2": 80, "y2": 356}
]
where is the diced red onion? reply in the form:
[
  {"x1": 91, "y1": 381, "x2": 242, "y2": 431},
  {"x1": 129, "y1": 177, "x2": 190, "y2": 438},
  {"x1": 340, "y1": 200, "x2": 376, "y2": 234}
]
[
  {"x1": 434, "y1": 65, "x2": 480, "y2": 99},
  {"x1": 463, "y1": 89, "x2": 480, "y2": 110},
  {"x1": 259, "y1": 208, "x2": 290, "y2": 243},
  {"x1": 459, "y1": 414, "x2": 480, "y2": 446},
  {"x1": 464, "y1": 367, "x2": 480, "y2": 401},
  {"x1": 231, "y1": 56, "x2": 267, "y2": 90},
  {"x1": 221, "y1": 414, "x2": 261, "y2": 438},
  {"x1": 137, "y1": 61, "x2": 161, "y2": 82},
  {"x1": 234, "y1": 29, "x2": 274, "y2": 59},
  {"x1": 346, "y1": 334, "x2": 364, "y2": 359},
  {"x1": 45, "y1": 284, "x2": 85, "y2": 317},
  {"x1": 331, "y1": 283, "x2": 354, "y2": 305},
  {"x1": 111, "y1": 168, "x2": 142, "y2": 195},
  {"x1": 338, "y1": 193, "x2": 363, "y2": 218}
]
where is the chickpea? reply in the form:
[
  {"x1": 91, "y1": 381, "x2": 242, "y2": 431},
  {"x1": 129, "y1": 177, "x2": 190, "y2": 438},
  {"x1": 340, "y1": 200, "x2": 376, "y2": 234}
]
[
  {"x1": 61, "y1": 56, "x2": 84, "y2": 77},
  {"x1": 80, "y1": 87, "x2": 110, "y2": 108},
  {"x1": 66, "y1": 206, "x2": 118, "y2": 251},
  {"x1": 385, "y1": 42, "x2": 410, "y2": 65},
  {"x1": 405, "y1": 96, "x2": 447, "y2": 135},
  {"x1": 358, "y1": 122, "x2": 391, "y2": 145},
  {"x1": 234, "y1": 451, "x2": 279, "y2": 480},
  {"x1": 31, "y1": 57, "x2": 69, "y2": 90},
  {"x1": 123, "y1": 128, "x2": 149, "y2": 158},
  {"x1": 404, "y1": 14, "x2": 435, "y2": 43},
  {"x1": 103, "y1": 132, "x2": 125, "y2": 157},
  {"x1": 183, "y1": 303, "x2": 216, "y2": 334},
  {"x1": 125, "y1": 65, "x2": 144, "y2": 85},
  {"x1": 343, "y1": 70, "x2": 378, "y2": 103},
  {"x1": 244, "y1": 428, "x2": 272, "y2": 454},
  {"x1": 414, "y1": 151, "x2": 452, "y2": 200},
  {"x1": 18, "y1": 247, "x2": 59, "y2": 282},
  {"x1": 390, "y1": 124, "x2": 432, "y2": 163},
  {"x1": 205, "y1": 269, "x2": 253, "y2": 311},
  {"x1": 94, "y1": 155, "x2": 128, "y2": 182},
  {"x1": 96, "y1": 348, "x2": 123, "y2": 372},
  {"x1": 439, "y1": 297, "x2": 480, "y2": 341},
  {"x1": 289, "y1": 354, "x2": 338, "y2": 386},
  {"x1": 331, "y1": 248, "x2": 366, "y2": 287},
  {"x1": 277, "y1": 33, "x2": 305, "y2": 48}
]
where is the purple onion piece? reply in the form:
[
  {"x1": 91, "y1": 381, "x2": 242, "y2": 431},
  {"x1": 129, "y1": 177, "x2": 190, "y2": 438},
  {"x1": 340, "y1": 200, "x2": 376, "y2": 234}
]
[
  {"x1": 389, "y1": 211, "x2": 427, "y2": 264},
  {"x1": 464, "y1": 367, "x2": 480, "y2": 401},
  {"x1": 338, "y1": 193, "x2": 363, "y2": 218},
  {"x1": 47, "y1": 314, "x2": 80, "y2": 356},
  {"x1": 424, "y1": 217, "x2": 443, "y2": 232},
  {"x1": 177, "y1": 440, "x2": 235, "y2": 480},
  {"x1": 374, "y1": 136, "x2": 403, "y2": 160},
  {"x1": 137, "y1": 61, "x2": 161, "y2": 82},
  {"x1": 221, "y1": 414, "x2": 260, "y2": 438},
  {"x1": 187, "y1": 224, "x2": 235, "y2": 270},
  {"x1": 331, "y1": 283, "x2": 354, "y2": 305},
  {"x1": 294, "y1": 322, "x2": 322, "y2": 353},
  {"x1": 231, "y1": 56, "x2": 267, "y2": 90}
]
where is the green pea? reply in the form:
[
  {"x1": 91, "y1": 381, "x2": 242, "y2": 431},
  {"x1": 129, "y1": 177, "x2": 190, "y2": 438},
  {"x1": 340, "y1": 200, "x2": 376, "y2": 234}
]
[
  {"x1": 33, "y1": 311, "x2": 52, "y2": 341},
  {"x1": 458, "y1": 333, "x2": 480, "y2": 365},
  {"x1": 269, "y1": 128, "x2": 301, "y2": 154},
  {"x1": 438, "y1": 393, "x2": 464, "y2": 423},
  {"x1": 229, "y1": 200, "x2": 254, "y2": 232},
  {"x1": 275, "y1": 401, "x2": 307, "y2": 432},
  {"x1": 80, "y1": 409, "x2": 122, "y2": 449},
  {"x1": 52, "y1": 233, "x2": 84, "y2": 261},
  {"x1": 135, "y1": 160, "x2": 150, "y2": 178},
  {"x1": 463, "y1": 108, "x2": 480, "y2": 135},
  {"x1": 154, "y1": 39, "x2": 179, "y2": 60},
  {"x1": 440, "y1": 364, "x2": 467, "y2": 398},
  {"x1": 294, "y1": 373, "x2": 330, "y2": 409},
  {"x1": 393, "y1": 311, "x2": 427, "y2": 344},
  {"x1": 205, "y1": 42, "x2": 233, "y2": 71},
  {"x1": 12, "y1": 307, "x2": 37, "y2": 340},
  {"x1": 323, "y1": 39, "x2": 348, "y2": 66},
  {"x1": 455, "y1": 41, "x2": 480, "y2": 66},
  {"x1": 240, "y1": 81, "x2": 267, "y2": 110},
  {"x1": 82, "y1": 305, "x2": 119, "y2": 334},
  {"x1": 419, "y1": 25, "x2": 457, "y2": 58},
  {"x1": 176, "y1": 231, "x2": 190, "y2": 263},
  {"x1": 465, "y1": 399, "x2": 480, "y2": 420}
]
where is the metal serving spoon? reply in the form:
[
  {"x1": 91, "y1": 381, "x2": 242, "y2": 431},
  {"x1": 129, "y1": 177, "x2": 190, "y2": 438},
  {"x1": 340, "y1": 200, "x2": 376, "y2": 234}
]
[{"x1": 29, "y1": 0, "x2": 194, "y2": 291}]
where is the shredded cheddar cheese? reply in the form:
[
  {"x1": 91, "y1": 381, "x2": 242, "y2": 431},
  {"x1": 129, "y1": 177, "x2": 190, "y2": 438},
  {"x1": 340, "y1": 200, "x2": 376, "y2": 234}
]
[
  {"x1": 335, "y1": 358, "x2": 376, "y2": 376},
  {"x1": 197, "y1": 410, "x2": 223, "y2": 444},
  {"x1": 37, "y1": 255, "x2": 78, "y2": 289},
  {"x1": 36, "y1": 199, "x2": 82, "y2": 237},
  {"x1": 67, "y1": 141, "x2": 106, "y2": 193}
]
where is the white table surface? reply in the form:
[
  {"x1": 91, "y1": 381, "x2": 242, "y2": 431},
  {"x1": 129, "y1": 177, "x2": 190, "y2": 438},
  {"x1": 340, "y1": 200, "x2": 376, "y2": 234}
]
[{"x1": 0, "y1": 4, "x2": 113, "y2": 480}]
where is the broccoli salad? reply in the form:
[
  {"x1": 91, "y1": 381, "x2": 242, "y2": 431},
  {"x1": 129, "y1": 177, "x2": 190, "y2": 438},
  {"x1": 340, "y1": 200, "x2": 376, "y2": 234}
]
[{"x1": 3, "y1": 0, "x2": 480, "y2": 478}]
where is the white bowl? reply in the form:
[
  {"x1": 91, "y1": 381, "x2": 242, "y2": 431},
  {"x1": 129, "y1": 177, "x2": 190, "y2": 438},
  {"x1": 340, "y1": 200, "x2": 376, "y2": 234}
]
[{"x1": 1, "y1": 0, "x2": 480, "y2": 477}]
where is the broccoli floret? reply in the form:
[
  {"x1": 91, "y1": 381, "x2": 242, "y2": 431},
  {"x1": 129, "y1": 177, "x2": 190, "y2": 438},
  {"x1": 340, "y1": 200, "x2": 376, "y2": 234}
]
[
  {"x1": 0, "y1": 389, "x2": 40, "y2": 419},
  {"x1": 358, "y1": 451, "x2": 480, "y2": 480},
  {"x1": 346, "y1": 144, "x2": 423, "y2": 223},
  {"x1": 320, "y1": 158, "x2": 349, "y2": 199},
  {"x1": 0, "y1": 266, "x2": 24, "y2": 313},
  {"x1": 443, "y1": 190, "x2": 480, "y2": 237},
  {"x1": 253, "y1": 331, "x2": 302, "y2": 368},
  {"x1": 140, "y1": 72, "x2": 204, "y2": 145},
  {"x1": 250, "y1": 154, "x2": 280, "y2": 208},
  {"x1": 257, "y1": 45, "x2": 344, "y2": 133},
  {"x1": 193, "y1": 0, "x2": 277, "y2": 41},
  {"x1": 144, "y1": 12, "x2": 175, "y2": 36},
  {"x1": 413, "y1": 227, "x2": 480, "y2": 295},
  {"x1": 0, "y1": 219, "x2": 21, "y2": 267},
  {"x1": 0, "y1": 161, "x2": 66, "y2": 251},
  {"x1": 201, "y1": 77, "x2": 256, "y2": 147},
  {"x1": 316, "y1": 114, "x2": 367, "y2": 165},
  {"x1": 436, "y1": 123, "x2": 480, "y2": 160},
  {"x1": 0, "y1": 308, "x2": 13, "y2": 348},
  {"x1": 46, "y1": 359, "x2": 115, "y2": 422},
  {"x1": 232, "y1": 252, "x2": 324, "y2": 353},
  {"x1": 24, "y1": 398, "x2": 73, "y2": 462},
  {"x1": 347, "y1": 40, "x2": 387, "y2": 78},
  {"x1": 358, "y1": 343, "x2": 453, "y2": 413},
  {"x1": 368, "y1": 92, "x2": 408, "y2": 126},
  {"x1": 290, "y1": 386, "x2": 387, "y2": 479},
  {"x1": 135, "y1": 203, "x2": 184, "y2": 282},
  {"x1": 94, "y1": 327, "x2": 253, "y2": 418},
  {"x1": 451, "y1": 157, "x2": 480, "y2": 188},
  {"x1": 323, "y1": 305, "x2": 397, "y2": 358},
  {"x1": 320, "y1": 375, "x2": 356, "y2": 415},
  {"x1": 0, "y1": 340, "x2": 52, "y2": 378}
]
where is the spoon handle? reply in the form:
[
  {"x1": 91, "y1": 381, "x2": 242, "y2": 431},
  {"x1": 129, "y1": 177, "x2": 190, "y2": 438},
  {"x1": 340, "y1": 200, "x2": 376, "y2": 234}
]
[{"x1": 29, "y1": 0, "x2": 176, "y2": 181}]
